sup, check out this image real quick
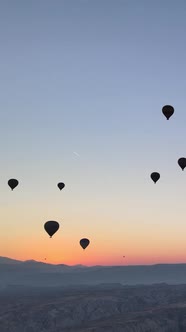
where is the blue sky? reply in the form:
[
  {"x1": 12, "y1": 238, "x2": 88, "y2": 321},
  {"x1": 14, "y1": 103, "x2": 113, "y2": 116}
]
[{"x1": 0, "y1": 0, "x2": 186, "y2": 264}]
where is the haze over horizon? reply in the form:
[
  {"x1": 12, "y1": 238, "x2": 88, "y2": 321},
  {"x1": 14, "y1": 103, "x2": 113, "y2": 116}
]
[
  {"x1": 1, "y1": 0, "x2": 186, "y2": 266},
  {"x1": 3, "y1": 255, "x2": 186, "y2": 267}
]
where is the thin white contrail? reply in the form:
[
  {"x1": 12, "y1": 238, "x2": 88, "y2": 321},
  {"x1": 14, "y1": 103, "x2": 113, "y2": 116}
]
[{"x1": 73, "y1": 151, "x2": 80, "y2": 157}]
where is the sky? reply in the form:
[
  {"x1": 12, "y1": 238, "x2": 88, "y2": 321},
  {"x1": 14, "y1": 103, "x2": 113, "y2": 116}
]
[{"x1": 0, "y1": 0, "x2": 186, "y2": 266}]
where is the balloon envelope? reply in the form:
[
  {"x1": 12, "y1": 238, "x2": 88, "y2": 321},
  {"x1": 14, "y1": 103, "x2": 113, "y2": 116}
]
[
  {"x1": 80, "y1": 238, "x2": 90, "y2": 250},
  {"x1": 150, "y1": 172, "x2": 160, "y2": 183},
  {"x1": 162, "y1": 105, "x2": 174, "y2": 120},
  {"x1": 57, "y1": 182, "x2": 65, "y2": 190},
  {"x1": 44, "y1": 221, "x2": 59, "y2": 238},
  {"x1": 8, "y1": 179, "x2": 19, "y2": 190},
  {"x1": 178, "y1": 158, "x2": 186, "y2": 171}
]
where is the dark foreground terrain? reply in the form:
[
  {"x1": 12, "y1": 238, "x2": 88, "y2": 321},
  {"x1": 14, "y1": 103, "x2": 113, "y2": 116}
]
[{"x1": 1, "y1": 283, "x2": 186, "y2": 331}]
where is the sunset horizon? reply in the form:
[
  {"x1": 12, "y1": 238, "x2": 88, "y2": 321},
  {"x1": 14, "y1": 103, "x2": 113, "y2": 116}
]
[{"x1": 1, "y1": 1, "x2": 186, "y2": 269}]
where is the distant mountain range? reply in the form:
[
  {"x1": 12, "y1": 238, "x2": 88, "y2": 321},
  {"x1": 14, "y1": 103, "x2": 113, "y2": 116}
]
[
  {"x1": 0, "y1": 256, "x2": 23, "y2": 264},
  {"x1": 0, "y1": 256, "x2": 186, "y2": 287}
]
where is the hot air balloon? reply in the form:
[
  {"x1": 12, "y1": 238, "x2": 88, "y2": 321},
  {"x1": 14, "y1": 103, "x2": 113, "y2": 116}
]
[
  {"x1": 178, "y1": 158, "x2": 186, "y2": 171},
  {"x1": 44, "y1": 221, "x2": 59, "y2": 238},
  {"x1": 57, "y1": 182, "x2": 65, "y2": 191},
  {"x1": 150, "y1": 172, "x2": 160, "y2": 183},
  {"x1": 80, "y1": 238, "x2": 90, "y2": 250},
  {"x1": 162, "y1": 105, "x2": 174, "y2": 120},
  {"x1": 8, "y1": 179, "x2": 19, "y2": 190}
]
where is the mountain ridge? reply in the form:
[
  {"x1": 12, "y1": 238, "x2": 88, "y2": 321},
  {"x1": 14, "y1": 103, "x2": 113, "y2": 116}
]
[
  {"x1": 1, "y1": 256, "x2": 186, "y2": 268},
  {"x1": 0, "y1": 256, "x2": 186, "y2": 287}
]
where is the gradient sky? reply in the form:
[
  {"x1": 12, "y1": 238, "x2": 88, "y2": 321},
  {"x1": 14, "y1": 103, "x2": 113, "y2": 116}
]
[{"x1": 0, "y1": 0, "x2": 186, "y2": 265}]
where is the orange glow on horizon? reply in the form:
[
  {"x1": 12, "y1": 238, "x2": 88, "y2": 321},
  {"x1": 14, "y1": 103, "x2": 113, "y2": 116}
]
[{"x1": 4, "y1": 250, "x2": 186, "y2": 267}]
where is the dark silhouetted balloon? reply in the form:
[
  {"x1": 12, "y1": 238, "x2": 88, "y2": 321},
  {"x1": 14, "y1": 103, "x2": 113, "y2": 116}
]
[
  {"x1": 8, "y1": 179, "x2": 19, "y2": 190},
  {"x1": 57, "y1": 182, "x2": 65, "y2": 190},
  {"x1": 178, "y1": 157, "x2": 186, "y2": 171},
  {"x1": 162, "y1": 105, "x2": 174, "y2": 120},
  {"x1": 80, "y1": 238, "x2": 90, "y2": 250},
  {"x1": 150, "y1": 172, "x2": 160, "y2": 183},
  {"x1": 44, "y1": 221, "x2": 59, "y2": 238}
]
